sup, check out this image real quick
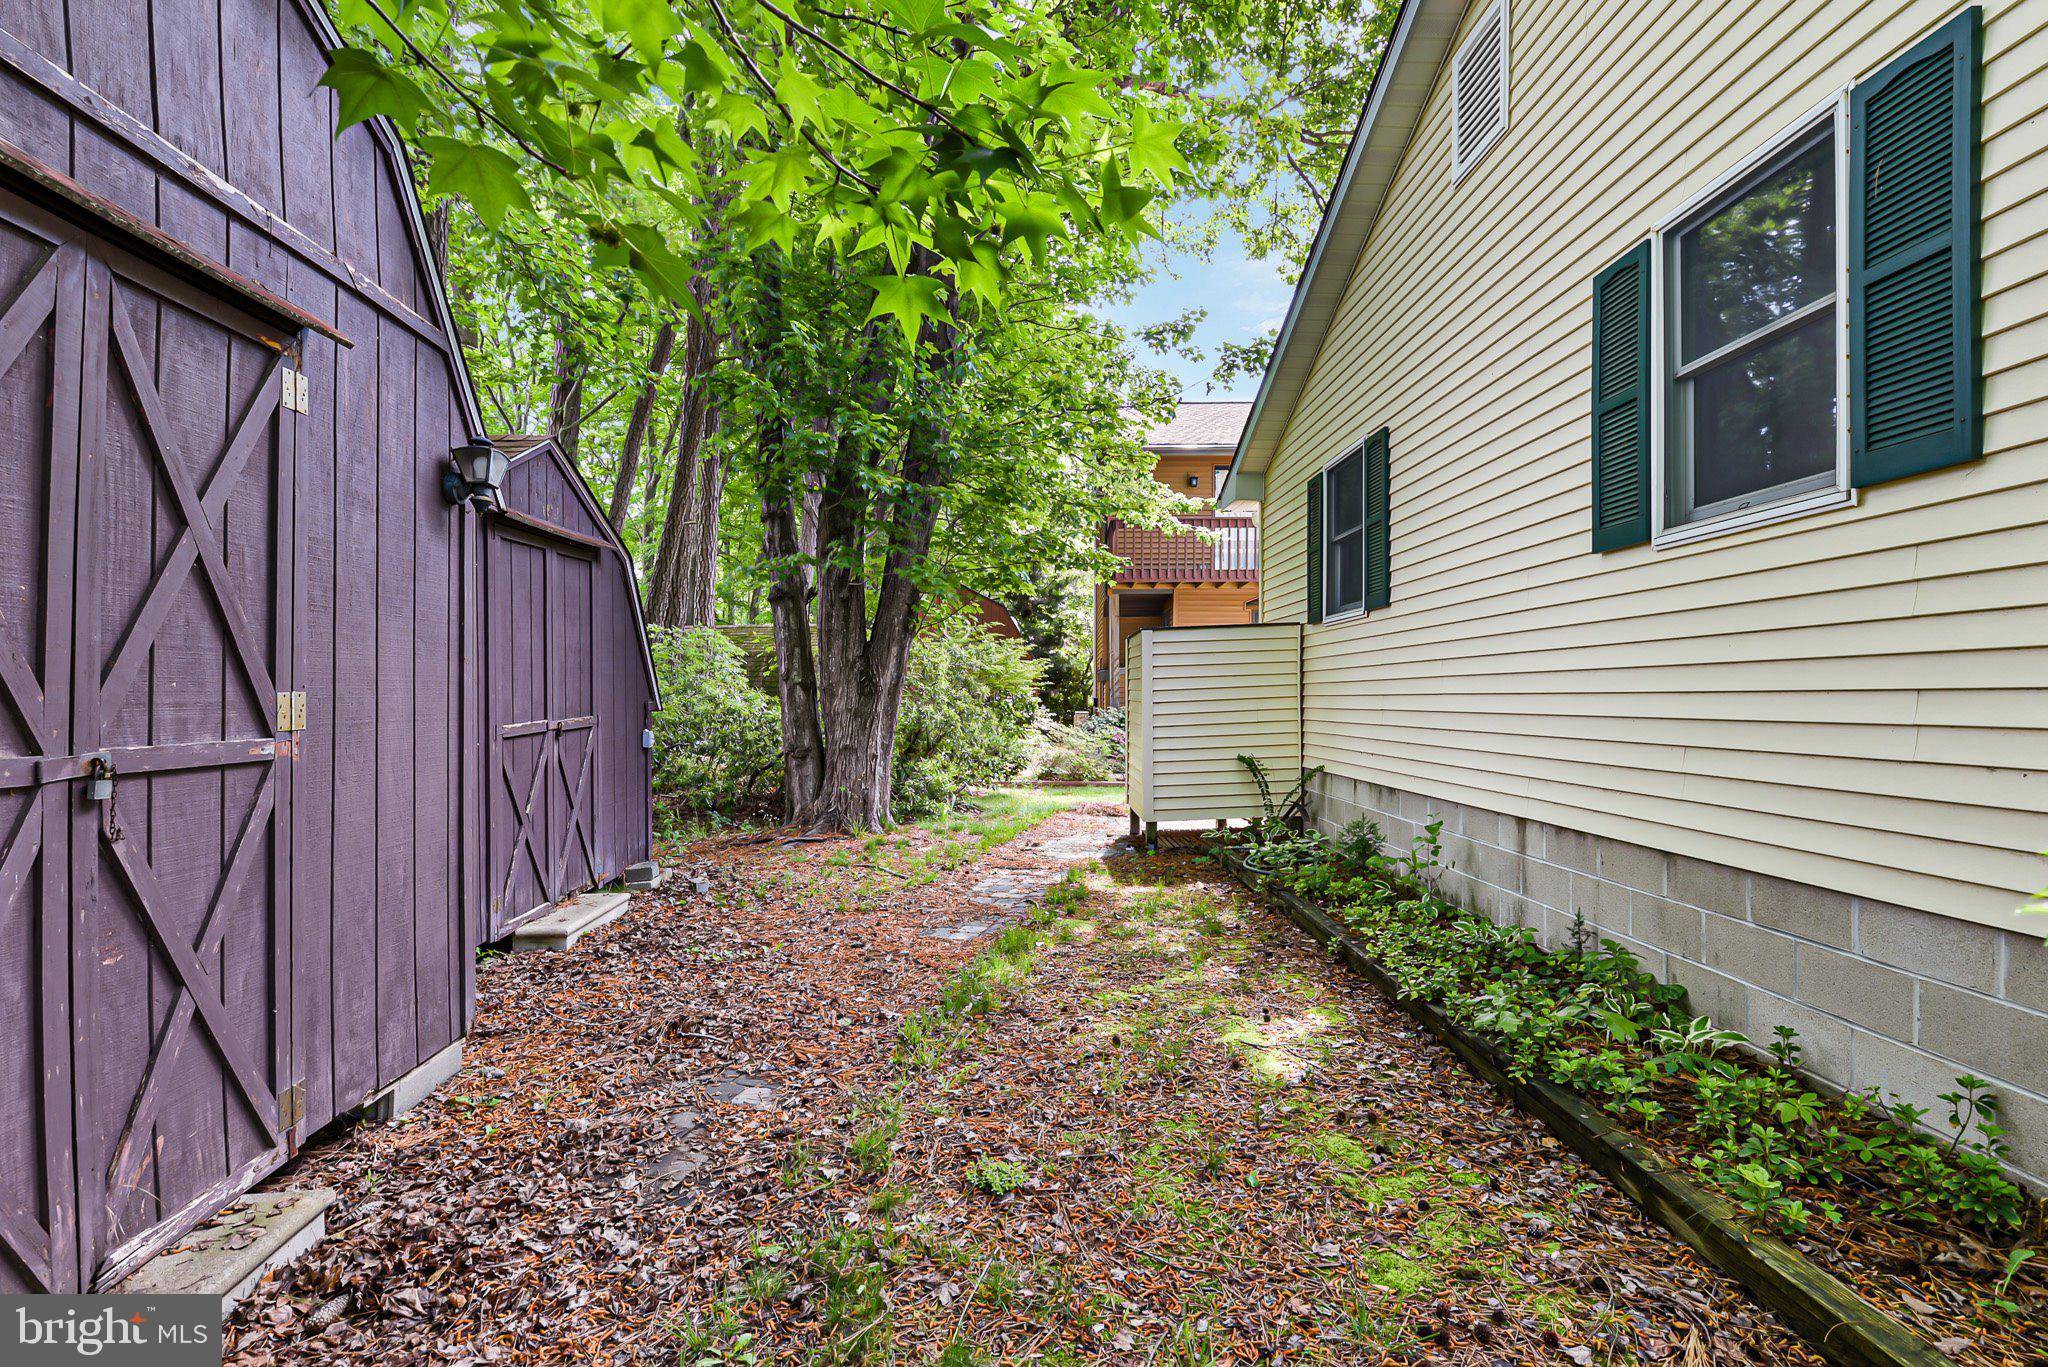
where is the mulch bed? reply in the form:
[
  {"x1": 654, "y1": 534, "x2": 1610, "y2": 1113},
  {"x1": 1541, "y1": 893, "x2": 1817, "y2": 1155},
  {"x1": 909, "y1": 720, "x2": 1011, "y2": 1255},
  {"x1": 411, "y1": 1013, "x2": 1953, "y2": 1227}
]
[{"x1": 221, "y1": 803, "x2": 1820, "y2": 1363}]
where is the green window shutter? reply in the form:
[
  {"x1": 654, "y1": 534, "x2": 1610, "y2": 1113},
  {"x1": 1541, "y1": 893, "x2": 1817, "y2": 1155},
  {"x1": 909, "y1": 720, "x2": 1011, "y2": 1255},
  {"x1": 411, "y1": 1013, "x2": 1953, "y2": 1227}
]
[
  {"x1": 1363, "y1": 427, "x2": 1391, "y2": 610},
  {"x1": 1850, "y1": 7, "x2": 1980, "y2": 487},
  {"x1": 1590, "y1": 241, "x2": 1651, "y2": 552},
  {"x1": 1304, "y1": 473, "x2": 1324, "y2": 624}
]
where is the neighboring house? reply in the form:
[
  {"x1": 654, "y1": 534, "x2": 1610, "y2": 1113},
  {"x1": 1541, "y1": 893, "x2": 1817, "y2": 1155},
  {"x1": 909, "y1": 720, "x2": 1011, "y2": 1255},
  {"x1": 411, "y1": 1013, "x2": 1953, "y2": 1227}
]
[
  {"x1": 1095, "y1": 401, "x2": 1260, "y2": 705},
  {"x1": 1193, "y1": 0, "x2": 2048, "y2": 1179},
  {"x1": 959, "y1": 590, "x2": 1024, "y2": 639}
]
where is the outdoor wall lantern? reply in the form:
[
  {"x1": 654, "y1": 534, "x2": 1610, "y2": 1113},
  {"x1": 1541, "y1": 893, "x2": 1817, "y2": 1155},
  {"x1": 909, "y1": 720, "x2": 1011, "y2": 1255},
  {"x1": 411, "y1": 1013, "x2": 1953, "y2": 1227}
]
[{"x1": 444, "y1": 439, "x2": 508, "y2": 511}]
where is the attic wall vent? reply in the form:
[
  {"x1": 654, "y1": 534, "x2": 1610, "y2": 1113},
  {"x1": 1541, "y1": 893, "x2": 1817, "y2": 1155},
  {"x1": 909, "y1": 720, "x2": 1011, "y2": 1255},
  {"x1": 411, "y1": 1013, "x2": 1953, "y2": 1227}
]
[{"x1": 1451, "y1": 0, "x2": 1509, "y2": 182}]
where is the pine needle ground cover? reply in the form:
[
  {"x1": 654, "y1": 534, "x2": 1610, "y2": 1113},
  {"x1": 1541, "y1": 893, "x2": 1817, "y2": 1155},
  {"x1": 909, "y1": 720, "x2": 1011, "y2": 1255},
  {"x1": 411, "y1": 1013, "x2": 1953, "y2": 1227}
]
[
  {"x1": 223, "y1": 801, "x2": 1814, "y2": 1363},
  {"x1": 1232, "y1": 820, "x2": 2047, "y2": 1364}
]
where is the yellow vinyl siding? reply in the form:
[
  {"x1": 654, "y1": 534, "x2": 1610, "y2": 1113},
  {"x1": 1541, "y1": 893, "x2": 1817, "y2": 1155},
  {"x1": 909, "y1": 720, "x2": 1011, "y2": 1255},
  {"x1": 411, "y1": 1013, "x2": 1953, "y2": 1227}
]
[
  {"x1": 1261, "y1": 0, "x2": 2048, "y2": 931},
  {"x1": 1127, "y1": 626, "x2": 1302, "y2": 822}
]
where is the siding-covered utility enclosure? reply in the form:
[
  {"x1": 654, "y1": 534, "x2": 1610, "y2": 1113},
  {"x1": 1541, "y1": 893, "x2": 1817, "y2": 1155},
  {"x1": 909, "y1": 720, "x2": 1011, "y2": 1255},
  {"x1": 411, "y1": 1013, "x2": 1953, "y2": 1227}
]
[
  {"x1": 0, "y1": 0, "x2": 653, "y2": 1293},
  {"x1": 1125, "y1": 625, "x2": 1303, "y2": 825}
]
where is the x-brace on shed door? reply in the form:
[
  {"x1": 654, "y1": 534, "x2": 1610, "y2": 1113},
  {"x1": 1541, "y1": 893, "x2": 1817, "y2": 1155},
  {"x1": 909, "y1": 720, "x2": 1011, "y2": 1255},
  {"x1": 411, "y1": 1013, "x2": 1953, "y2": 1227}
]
[{"x1": 0, "y1": 187, "x2": 296, "y2": 1292}]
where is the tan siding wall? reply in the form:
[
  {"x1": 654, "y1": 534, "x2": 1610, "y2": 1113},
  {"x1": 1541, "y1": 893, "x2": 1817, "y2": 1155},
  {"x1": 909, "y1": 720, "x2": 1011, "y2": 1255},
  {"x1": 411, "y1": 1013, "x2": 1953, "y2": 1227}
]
[
  {"x1": 1261, "y1": 0, "x2": 2048, "y2": 931},
  {"x1": 1130, "y1": 626, "x2": 1302, "y2": 822},
  {"x1": 1171, "y1": 583, "x2": 1261, "y2": 627},
  {"x1": 1152, "y1": 452, "x2": 1232, "y2": 498}
]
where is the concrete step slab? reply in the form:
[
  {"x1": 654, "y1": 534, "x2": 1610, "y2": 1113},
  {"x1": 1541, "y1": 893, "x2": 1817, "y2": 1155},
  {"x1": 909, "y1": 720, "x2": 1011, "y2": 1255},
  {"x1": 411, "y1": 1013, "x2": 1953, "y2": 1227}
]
[
  {"x1": 121, "y1": 1188, "x2": 337, "y2": 1316},
  {"x1": 508, "y1": 891, "x2": 631, "y2": 952},
  {"x1": 360, "y1": 1040, "x2": 463, "y2": 1121}
]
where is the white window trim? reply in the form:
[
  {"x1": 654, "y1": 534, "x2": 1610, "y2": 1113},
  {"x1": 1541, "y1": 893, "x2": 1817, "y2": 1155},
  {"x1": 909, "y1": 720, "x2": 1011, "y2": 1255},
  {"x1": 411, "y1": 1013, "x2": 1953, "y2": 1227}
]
[
  {"x1": 1648, "y1": 89, "x2": 1856, "y2": 550},
  {"x1": 1451, "y1": 0, "x2": 1510, "y2": 184},
  {"x1": 1319, "y1": 444, "x2": 1367, "y2": 623}
]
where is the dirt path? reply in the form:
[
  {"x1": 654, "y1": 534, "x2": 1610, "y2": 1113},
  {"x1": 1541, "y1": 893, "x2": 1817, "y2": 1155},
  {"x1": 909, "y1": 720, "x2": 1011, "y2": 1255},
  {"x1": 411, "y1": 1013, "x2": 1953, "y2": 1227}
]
[{"x1": 223, "y1": 802, "x2": 1810, "y2": 1364}]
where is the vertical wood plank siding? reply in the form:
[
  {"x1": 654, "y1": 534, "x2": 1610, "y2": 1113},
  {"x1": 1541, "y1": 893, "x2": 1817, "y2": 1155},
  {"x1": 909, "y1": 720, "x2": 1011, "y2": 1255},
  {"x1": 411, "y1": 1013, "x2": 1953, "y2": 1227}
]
[
  {"x1": 1257, "y1": 0, "x2": 2048, "y2": 933},
  {"x1": 490, "y1": 444, "x2": 656, "y2": 939},
  {"x1": 0, "y1": 0, "x2": 647, "y2": 1292}
]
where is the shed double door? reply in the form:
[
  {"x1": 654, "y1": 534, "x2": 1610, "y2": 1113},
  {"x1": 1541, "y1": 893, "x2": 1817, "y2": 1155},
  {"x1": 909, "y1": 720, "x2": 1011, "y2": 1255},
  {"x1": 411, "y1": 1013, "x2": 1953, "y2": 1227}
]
[
  {"x1": 484, "y1": 525, "x2": 598, "y2": 938},
  {"x1": 0, "y1": 191, "x2": 296, "y2": 1292}
]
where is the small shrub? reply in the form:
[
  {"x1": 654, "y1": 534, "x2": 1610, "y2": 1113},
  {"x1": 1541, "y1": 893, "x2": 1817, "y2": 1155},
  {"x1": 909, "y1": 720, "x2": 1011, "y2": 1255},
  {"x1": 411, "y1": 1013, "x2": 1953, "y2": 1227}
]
[
  {"x1": 893, "y1": 620, "x2": 1042, "y2": 817},
  {"x1": 965, "y1": 1155, "x2": 1032, "y2": 1195},
  {"x1": 649, "y1": 626, "x2": 783, "y2": 827},
  {"x1": 1023, "y1": 710, "x2": 1124, "y2": 782}
]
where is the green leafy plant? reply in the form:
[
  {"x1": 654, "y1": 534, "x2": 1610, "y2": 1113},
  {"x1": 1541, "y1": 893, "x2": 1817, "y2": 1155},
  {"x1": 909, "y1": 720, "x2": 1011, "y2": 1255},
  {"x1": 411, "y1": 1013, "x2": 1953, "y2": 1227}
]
[
  {"x1": 1236, "y1": 754, "x2": 1325, "y2": 837},
  {"x1": 965, "y1": 1155, "x2": 1031, "y2": 1195},
  {"x1": 1232, "y1": 824, "x2": 2029, "y2": 1237},
  {"x1": 650, "y1": 626, "x2": 785, "y2": 826},
  {"x1": 892, "y1": 621, "x2": 1043, "y2": 816}
]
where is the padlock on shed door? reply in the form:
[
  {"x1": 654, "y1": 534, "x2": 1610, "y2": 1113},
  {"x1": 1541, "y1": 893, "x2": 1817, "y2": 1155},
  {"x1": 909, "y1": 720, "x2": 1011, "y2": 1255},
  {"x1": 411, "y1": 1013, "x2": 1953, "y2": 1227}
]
[{"x1": 85, "y1": 755, "x2": 114, "y2": 801}]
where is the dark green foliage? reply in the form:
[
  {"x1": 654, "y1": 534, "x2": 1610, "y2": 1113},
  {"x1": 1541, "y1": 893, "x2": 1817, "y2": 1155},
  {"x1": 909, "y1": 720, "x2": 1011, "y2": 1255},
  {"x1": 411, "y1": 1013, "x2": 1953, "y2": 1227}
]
[
  {"x1": 1237, "y1": 824, "x2": 2026, "y2": 1236},
  {"x1": 650, "y1": 621, "x2": 1043, "y2": 824},
  {"x1": 892, "y1": 622, "x2": 1043, "y2": 818},
  {"x1": 650, "y1": 626, "x2": 785, "y2": 826}
]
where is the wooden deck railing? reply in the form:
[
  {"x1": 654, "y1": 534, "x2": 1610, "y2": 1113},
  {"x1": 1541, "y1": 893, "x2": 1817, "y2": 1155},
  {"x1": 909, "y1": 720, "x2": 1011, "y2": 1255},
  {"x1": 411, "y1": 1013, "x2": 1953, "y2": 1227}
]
[{"x1": 1108, "y1": 514, "x2": 1258, "y2": 584}]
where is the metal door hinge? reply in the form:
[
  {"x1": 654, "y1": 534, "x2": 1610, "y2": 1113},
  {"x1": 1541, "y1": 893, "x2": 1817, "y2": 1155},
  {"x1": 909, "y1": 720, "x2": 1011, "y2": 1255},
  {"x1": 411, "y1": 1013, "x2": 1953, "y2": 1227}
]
[
  {"x1": 279, "y1": 366, "x2": 309, "y2": 414},
  {"x1": 276, "y1": 690, "x2": 308, "y2": 732},
  {"x1": 280, "y1": 1080, "x2": 306, "y2": 1132}
]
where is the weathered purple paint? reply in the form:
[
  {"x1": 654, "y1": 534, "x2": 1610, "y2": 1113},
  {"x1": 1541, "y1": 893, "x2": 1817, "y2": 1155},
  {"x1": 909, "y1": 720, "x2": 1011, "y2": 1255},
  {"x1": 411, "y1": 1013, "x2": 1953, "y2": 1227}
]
[{"x1": 0, "y1": 0, "x2": 652, "y2": 1293}]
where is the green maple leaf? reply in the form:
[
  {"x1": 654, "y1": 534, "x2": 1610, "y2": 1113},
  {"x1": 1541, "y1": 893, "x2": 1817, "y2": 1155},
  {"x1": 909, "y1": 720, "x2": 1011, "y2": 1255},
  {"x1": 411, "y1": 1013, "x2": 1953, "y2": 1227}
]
[
  {"x1": 595, "y1": 0, "x2": 682, "y2": 61},
  {"x1": 996, "y1": 199, "x2": 1062, "y2": 267},
  {"x1": 678, "y1": 38, "x2": 730, "y2": 95},
  {"x1": 744, "y1": 144, "x2": 816, "y2": 210},
  {"x1": 775, "y1": 54, "x2": 827, "y2": 132},
  {"x1": 734, "y1": 201, "x2": 798, "y2": 256},
  {"x1": 619, "y1": 223, "x2": 695, "y2": 304},
  {"x1": 943, "y1": 57, "x2": 999, "y2": 107},
  {"x1": 1097, "y1": 161, "x2": 1155, "y2": 226},
  {"x1": 882, "y1": 0, "x2": 948, "y2": 34},
  {"x1": 1125, "y1": 108, "x2": 1188, "y2": 187},
  {"x1": 708, "y1": 90, "x2": 769, "y2": 142},
  {"x1": 863, "y1": 273, "x2": 947, "y2": 346},
  {"x1": 320, "y1": 49, "x2": 433, "y2": 134},
  {"x1": 417, "y1": 136, "x2": 532, "y2": 227}
]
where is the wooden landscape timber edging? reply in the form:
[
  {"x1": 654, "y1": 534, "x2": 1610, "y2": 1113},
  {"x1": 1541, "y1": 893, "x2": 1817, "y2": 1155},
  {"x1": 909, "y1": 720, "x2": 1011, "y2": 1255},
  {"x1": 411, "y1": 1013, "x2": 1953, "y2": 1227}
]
[{"x1": 1214, "y1": 846, "x2": 1946, "y2": 1367}]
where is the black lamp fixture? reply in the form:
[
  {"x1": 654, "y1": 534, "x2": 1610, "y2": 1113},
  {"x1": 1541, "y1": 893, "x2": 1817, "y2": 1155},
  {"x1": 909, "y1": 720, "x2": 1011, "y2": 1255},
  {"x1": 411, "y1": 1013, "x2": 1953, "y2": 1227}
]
[{"x1": 443, "y1": 438, "x2": 508, "y2": 510}]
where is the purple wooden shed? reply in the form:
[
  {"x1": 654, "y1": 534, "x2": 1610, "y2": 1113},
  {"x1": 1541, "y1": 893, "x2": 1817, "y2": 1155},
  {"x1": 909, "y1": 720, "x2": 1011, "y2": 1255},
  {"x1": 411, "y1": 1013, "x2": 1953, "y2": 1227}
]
[
  {"x1": 0, "y1": 0, "x2": 654, "y2": 1294},
  {"x1": 484, "y1": 436, "x2": 658, "y2": 941}
]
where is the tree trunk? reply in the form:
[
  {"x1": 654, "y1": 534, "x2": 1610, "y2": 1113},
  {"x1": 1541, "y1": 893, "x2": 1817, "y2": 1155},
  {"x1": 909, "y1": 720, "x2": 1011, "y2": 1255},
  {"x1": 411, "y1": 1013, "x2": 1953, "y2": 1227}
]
[
  {"x1": 646, "y1": 297, "x2": 722, "y2": 627},
  {"x1": 760, "y1": 456, "x2": 824, "y2": 814},
  {"x1": 547, "y1": 318, "x2": 584, "y2": 465},
  {"x1": 785, "y1": 262, "x2": 960, "y2": 832},
  {"x1": 425, "y1": 202, "x2": 451, "y2": 277},
  {"x1": 606, "y1": 320, "x2": 676, "y2": 530}
]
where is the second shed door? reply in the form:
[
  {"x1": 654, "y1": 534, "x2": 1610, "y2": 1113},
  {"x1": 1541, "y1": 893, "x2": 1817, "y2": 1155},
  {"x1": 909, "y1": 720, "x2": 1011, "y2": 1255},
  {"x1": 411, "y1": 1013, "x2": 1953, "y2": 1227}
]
[{"x1": 484, "y1": 525, "x2": 598, "y2": 938}]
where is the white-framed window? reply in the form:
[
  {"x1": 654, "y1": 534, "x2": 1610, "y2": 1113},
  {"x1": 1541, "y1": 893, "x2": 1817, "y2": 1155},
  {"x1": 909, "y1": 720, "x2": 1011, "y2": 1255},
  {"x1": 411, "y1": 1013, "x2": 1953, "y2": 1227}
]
[
  {"x1": 1321, "y1": 445, "x2": 1365, "y2": 619},
  {"x1": 1213, "y1": 465, "x2": 1230, "y2": 498},
  {"x1": 1451, "y1": 0, "x2": 1509, "y2": 182},
  {"x1": 1650, "y1": 93, "x2": 1853, "y2": 546}
]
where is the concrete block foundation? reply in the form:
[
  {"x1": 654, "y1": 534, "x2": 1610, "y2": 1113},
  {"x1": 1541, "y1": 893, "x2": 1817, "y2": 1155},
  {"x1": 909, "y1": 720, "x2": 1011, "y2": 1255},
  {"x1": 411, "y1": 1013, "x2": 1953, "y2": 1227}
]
[{"x1": 1309, "y1": 772, "x2": 2048, "y2": 1185}]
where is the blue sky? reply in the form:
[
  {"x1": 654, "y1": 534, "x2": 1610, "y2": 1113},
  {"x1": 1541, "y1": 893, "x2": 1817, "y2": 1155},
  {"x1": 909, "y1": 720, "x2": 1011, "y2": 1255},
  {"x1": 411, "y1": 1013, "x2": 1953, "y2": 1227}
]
[{"x1": 1099, "y1": 225, "x2": 1297, "y2": 401}]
